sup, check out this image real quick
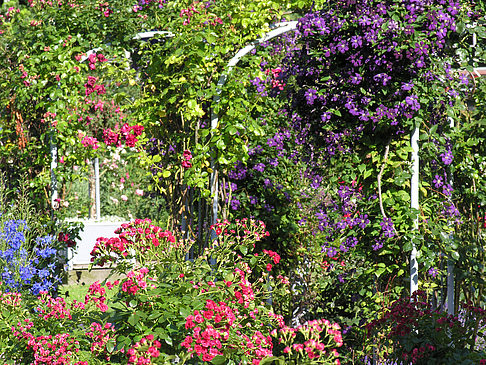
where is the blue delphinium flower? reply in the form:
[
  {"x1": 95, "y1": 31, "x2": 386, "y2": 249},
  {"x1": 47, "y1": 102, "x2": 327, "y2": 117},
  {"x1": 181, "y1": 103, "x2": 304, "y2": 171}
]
[{"x1": 0, "y1": 219, "x2": 61, "y2": 295}]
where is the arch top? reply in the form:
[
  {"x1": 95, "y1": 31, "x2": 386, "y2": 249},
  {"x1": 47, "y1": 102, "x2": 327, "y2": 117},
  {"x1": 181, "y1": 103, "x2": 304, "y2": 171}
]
[
  {"x1": 132, "y1": 31, "x2": 175, "y2": 40},
  {"x1": 226, "y1": 21, "x2": 298, "y2": 70}
]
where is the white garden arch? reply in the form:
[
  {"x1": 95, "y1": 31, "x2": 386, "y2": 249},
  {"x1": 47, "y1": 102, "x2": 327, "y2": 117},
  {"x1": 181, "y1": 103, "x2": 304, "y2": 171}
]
[{"x1": 50, "y1": 22, "x2": 482, "y2": 311}]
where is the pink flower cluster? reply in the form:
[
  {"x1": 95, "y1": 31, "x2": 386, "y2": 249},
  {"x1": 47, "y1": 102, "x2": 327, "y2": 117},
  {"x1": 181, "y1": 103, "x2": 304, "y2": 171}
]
[
  {"x1": 275, "y1": 319, "x2": 343, "y2": 363},
  {"x1": 90, "y1": 219, "x2": 176, "y2": 266},
  {"x1": 103, "y1": 123, "x2": 144, "y2": 148},
  {"x1": 0, "y1": 6, "x2": 19, "y2": 34},
  {"x1": 182, "y1": 149, "x2": 192, "y2": 169},
  {"x1": 80, "y1": 135, "x2": 100, "y2": 150},
  {"x1": 86, "y1": 52, "x2": 108, "y2": 70},
  {"x1": 84, "y1": 281, "x2": 108, "y2": 312},
  {"x1": 40, "y1": 111, "x2": 57, "y2": 127},
  {"x1": 84, "y1": 76, "x2": 106, "y2": 96},
  {"x1": 179, "y1": 1, "x2": 222, "y2": 26},
  {"x1": 265, "y1": 68, "x2": 285, "y2": 91},
  {"x1": 36, "y1": 295, "x2": 73, "y2": 321},
  {"x1": 121, "y1": 267, "x2": 155, "y2": 295},
  {"x1": 33, "y1": 292, "x2": 86, "y2": 325},
  {"x1": 182, "y1": 299, "x2": 273, "y2": 363},
  {"x1": 28, "y1": 0, "x2": 78, "y2": 8},
  {"x1": 210, "y1": 218, "x2": 270, "y2": 243},
  {"x1": 1, "y1": 290, "x2": 22, "y2": 307},
  {"x1": 233, "y1": 267, "x2": 255, "y2": 308},
  {"x1": 12, "y1": 325, "x2": 86, "y2": 365},
  {"x1": 86, "y1": 322, "x2": 116, "y2": 361},
  {"x1": 179, "y1": 2, "x2": 201, "y2": 25},
  {"x1": 127, "y1": 334, "x2": 161, "y2": 364},
  {"x1": 95, "y1": 1, "x2": 112, "y2": 17}
]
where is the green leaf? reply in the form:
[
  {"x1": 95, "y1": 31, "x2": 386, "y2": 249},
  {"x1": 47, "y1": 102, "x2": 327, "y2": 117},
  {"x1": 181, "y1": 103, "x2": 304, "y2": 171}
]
[
  {"x1": 211, "y1": 355, "x2": 227, "y2": 365},
  {"x1": 106, "y1": 340, "x2": 115, "y2": 353},
  {"x1": 225, "y1": 272, "x2": 234, "y2": 282},
  {"x1": 259, "y1": 356, "x2": 284, "y2": 364},
  {"x1": 162, "y1": 170, "x2": 171, "y2": 178},
  {"x1": 239, "y1": 245, "x2": 248, "y2": 255},
  {"x1": 228, "y1": 126, "x2": 237, "y2": 135},
  {"x1": 180, "y1": 307, "x2": 191, "y2": 318},
  {"x1": 128, "y1": 313, "x2": 140, "y2": 326},
  {"x1": 375, "y1": 267, "x2": 385, "y2": 277},
  {"x1": 164, "y1": 335, "x2": 173, "y2": 346},
  {"x1": 216, "y1": 139, "x2": 226, "y2": 150}
]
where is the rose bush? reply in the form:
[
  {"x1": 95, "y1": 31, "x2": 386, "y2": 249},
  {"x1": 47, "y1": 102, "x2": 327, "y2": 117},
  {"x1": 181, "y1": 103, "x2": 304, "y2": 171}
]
[{"x1": 0, "y1": 219, "x2": 343, "y2": 364}]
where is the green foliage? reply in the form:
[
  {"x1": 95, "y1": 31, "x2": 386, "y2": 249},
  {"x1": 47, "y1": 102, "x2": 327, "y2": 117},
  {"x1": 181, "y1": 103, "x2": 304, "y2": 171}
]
[{"x1": 366, "y1": 291, "x2": 486, "y2": 364}]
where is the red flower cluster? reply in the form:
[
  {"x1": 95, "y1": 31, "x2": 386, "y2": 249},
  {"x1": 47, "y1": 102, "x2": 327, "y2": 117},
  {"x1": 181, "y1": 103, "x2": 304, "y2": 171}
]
[
  {"x1": 103, "y1": 123, "x2": 144, "y2": 148},
  {"x1": 84, "y1": 281, "x2": 108, "y2": 312},
  {"x1": 262, "y1": 249, "x2": 281, "y2": 271},
  {"x1": 263, "y1": 249, "x2": 281, "y2": 264},
  {"x1": 86, "y1": 322, "x2": 116, "y2": 361},
  {"x1": 366, "y1": 290, "x2": 486, "y2": 364},
  {"x1": 84, "y1": 76, "x2": 106, "y2": 96},
  {"x1": 182, "y1": 149, "x2": 192, "y2": 169},
  {"x1": 121, "y1": 267, "x2": 155, "y2": 295},
  {"x1": 182, "y1": 299, "x2": 273, "y2": 363},
  {"x1": 126, "y1": 334, "x2": 161, "y2": 364},
  {"x1": 90, "y1": 219, "x2": 176, "y2": 266},
  {"x1": 401, "y1": 344, "x2": 437, "y2": 364},
  {"x1": 58, "y1": 232, "x2": 76, "y2": 248},
  {"x1": 86, "y1": 52, "x2": 107, "y2": 70}
]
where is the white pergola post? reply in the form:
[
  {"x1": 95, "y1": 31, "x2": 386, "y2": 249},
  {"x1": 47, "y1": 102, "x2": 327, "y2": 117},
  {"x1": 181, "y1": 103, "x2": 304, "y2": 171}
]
[
  {"x1": 410, "y1": 124, "x2": 420, "y2": 295},
  {"x1": 50, "y1": 131, "x2": 58, "y2": 211},
  {"x1": 94, "y1": 157, "x2": 101, "y2": 220}
]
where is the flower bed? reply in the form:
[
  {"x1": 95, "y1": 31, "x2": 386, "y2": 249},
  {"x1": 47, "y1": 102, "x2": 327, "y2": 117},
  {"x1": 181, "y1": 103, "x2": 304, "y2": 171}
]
[{"x1": 0, "y1": 218, "x2": 343, "y2": 364}]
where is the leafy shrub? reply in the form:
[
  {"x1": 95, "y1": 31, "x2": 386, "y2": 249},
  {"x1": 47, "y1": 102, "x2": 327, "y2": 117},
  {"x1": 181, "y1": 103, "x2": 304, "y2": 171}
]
[{"x1": 366, "y1": 291, "x2": 486, "y2": 364}]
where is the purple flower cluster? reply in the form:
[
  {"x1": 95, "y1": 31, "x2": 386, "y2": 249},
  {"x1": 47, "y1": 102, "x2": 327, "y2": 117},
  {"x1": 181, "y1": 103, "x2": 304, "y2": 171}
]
[
  {"x1": 280, "y1": 0, "x2": 461, "y2": 160},
  {"x1": 380, "y1": 217, "x2": 395, "y2": 239},
  {"x1": 312, "y1": 183, "x2": 371, "y2": 258}
]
